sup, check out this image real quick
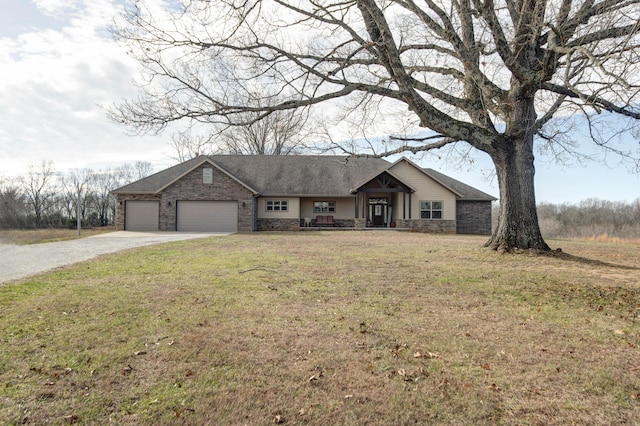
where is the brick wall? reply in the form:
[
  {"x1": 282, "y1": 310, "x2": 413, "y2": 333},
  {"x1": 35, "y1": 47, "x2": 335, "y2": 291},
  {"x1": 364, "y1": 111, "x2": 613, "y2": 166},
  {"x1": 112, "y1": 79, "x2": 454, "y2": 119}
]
[
  {"x1": 161, "y1": 164, "x2": 255, "y2": 231},
  {"x1": 114, "y1": 194, "x2": 161, "y2": 230},
  {"x1": 456, "y1": 201, "x2": 492, "y2": 235},
  {"x1": 115, "y1": 164, "x2": 255, "y2": 232}
]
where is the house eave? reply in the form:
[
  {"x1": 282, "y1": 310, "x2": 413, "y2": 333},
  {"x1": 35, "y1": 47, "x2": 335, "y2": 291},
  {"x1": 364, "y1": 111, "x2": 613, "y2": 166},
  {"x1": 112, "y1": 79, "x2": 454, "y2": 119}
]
[{"x1": 390, "y1": 157, "x2": 465, "y2": 198}]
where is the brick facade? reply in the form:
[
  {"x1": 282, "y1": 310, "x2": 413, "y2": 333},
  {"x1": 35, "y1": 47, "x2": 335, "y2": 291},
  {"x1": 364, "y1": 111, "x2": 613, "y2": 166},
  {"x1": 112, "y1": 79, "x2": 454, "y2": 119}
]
[
  {"x1": 115, "y1": 164, "x2": 255, "y2": 232},
  {"x1": 115, "y1": 194, "x2": 162, "y2": 230},
  {"x1": 455, "y1": 201, "x2": 492, "y2": 235}
]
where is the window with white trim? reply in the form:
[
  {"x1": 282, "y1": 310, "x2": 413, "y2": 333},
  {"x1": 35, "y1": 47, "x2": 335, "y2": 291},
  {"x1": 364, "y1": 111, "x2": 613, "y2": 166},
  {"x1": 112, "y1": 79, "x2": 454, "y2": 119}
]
[
  {"x1": 313, "y1": 201, "x2": 336, "y2": 213},
  {"x1": 203, "y1": 168, "x2": 213, "y2": 184},
  {"x1": 420, "y1": 201, "x2": 443, "y2": 219},
  {"x1": 266, "y1": 200, "x2": 288, "y2": 212}
]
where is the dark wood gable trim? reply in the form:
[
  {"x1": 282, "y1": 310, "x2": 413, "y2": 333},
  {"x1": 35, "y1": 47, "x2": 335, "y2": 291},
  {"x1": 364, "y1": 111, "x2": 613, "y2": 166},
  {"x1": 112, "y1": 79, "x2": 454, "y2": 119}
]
[{"x1": 353, "y1": 171, "x2": 414, "y2": 222}]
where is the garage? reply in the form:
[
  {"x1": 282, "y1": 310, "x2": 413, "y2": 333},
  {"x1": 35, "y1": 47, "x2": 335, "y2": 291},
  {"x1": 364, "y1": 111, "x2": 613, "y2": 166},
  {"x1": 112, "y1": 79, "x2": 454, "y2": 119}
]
[
  {"x1": 125, "y1": 201, "x2": 159, "y2": 231},
  {"x1": 176, "y1": 201, "x2": 238, "y2": 232}
]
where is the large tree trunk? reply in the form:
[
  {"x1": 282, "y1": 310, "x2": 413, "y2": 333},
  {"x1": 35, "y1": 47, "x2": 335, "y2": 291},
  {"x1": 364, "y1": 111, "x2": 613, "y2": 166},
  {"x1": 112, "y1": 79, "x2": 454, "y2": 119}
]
[{"x1": 485, "y1": 97, "x2": 551, "y2": 252}]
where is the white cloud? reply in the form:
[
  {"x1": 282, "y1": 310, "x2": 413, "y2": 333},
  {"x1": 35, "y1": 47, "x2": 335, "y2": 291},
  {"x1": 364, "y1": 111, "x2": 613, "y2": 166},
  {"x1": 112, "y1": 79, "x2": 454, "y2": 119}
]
[
  {"x1": 31, "y1": 0, "x2": 83, "y2": 19},
  {"x1": 0, "y1": 0, "x2": 174, "y2": 177}
]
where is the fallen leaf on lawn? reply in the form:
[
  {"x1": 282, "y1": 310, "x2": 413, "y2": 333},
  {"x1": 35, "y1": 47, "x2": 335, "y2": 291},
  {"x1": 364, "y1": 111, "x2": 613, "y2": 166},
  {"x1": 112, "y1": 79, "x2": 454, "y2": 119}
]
[
  {"x1": 274, "y1": 414, "x2": 285, "y2": 424},
  {"x1": 428, "y1": 352, "x2": 440, "y2": 359},
  {"x1": 63, "y1": 414, "x2": 78, "y2": 424},
  {"x1": 134, "y1": 351, "x2": 147, "y2": 356},
  {"x1": 481, "y1": 364, "x2": 490, "y2": 370},
  {"x1": 614, "y1": 329, "x2": 625, "y2": 335},
  {"x1": 413, "y1": 351, "x2": 422, "y2": 358}
]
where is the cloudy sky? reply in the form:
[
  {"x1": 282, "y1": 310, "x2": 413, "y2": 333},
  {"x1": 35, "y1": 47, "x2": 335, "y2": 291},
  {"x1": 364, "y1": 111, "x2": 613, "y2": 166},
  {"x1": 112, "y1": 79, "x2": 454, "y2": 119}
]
[{"x1": 0, "y1": 0, "x2": 639, "y2": 204}]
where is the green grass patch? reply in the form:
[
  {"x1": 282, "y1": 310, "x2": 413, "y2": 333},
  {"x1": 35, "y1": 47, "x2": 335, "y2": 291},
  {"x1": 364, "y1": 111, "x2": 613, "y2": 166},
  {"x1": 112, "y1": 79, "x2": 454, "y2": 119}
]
[{"x1": 0, "y1": 232, "x2": 638, "y2": 425}]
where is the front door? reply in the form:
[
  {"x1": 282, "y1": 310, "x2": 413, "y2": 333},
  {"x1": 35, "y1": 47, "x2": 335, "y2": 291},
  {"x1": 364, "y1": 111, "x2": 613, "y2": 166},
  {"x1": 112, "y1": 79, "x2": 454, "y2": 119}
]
[{"x1": 368, "y1": 197, "x2": 388, "y2": 227}]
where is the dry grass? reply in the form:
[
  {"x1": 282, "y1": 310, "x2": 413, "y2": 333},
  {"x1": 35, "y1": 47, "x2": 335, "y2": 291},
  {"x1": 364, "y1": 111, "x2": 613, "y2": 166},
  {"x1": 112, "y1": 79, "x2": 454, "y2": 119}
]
[
  {"x1": 0, "y1": 227, "x2": 115, "y2": 245},
  {"x1": 584, "y1": 233, "x2": 640, "y2": 245},
  {"x1": 0, "y1": 232, "x2": 638, "y2": 425}
]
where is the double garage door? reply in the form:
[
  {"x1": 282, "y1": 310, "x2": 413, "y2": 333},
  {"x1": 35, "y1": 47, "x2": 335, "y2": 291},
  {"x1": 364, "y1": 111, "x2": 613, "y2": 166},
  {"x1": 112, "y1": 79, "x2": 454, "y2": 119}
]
[
  {"x1": 176, "y1": 201, "x2": 238, "y2": 232},
  {"x1": 125, "y1": 200, "x2": 238, "y2": 232}
]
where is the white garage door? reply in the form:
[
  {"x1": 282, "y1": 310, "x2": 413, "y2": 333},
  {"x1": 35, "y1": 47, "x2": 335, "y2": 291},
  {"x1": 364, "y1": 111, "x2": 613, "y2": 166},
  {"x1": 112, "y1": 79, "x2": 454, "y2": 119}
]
[
  {"x1": 177, "y1": 201, "x2": 238, "y2": 232},
  {"x1": 125, "y1": 201, "x2": 159, "y2": 231}
]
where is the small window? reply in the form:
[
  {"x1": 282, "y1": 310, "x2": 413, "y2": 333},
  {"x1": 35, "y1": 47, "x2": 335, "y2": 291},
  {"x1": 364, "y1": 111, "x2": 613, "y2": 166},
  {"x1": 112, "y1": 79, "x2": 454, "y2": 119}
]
[
  {"x1": 420, "y1": 201, "x2": 443, "y2": 219},
  {"x1": 313, "y1": 201, "x2": 336, "y2": 213},
  {"x1": 203, "y1": 168, "x2": 213, "y2": 184},
  {"x1": 266, "y1": 200, "x2": 288, "y2": 212}
]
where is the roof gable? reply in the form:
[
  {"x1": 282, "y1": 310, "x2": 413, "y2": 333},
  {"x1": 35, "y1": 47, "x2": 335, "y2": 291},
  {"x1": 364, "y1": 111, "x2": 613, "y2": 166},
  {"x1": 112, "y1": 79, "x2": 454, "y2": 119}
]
[
  {"x1": 387, "y1": 158, "x2": 496, "y2": 201},
  {"x1": 112, "y1": 156, "x2": 206, "y2": 194}
]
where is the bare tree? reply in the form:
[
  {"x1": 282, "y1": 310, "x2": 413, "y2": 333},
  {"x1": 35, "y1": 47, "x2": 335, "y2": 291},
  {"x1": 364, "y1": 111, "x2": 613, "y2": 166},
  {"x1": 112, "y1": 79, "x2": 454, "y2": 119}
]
[
  {"x1": 117, "y1": 161, "x2": 154, "y2": 184},
  {"x1": 0, "y1": 177, "x2": 28, "y2": 228},
  {"x1": 91, "y1": 168, "x2": 120, "y2": 227},
  {"x1": 19, "y1": 161, "x2": 56, "y2": 228},
  {"x1": 169, "y1": 97, "x2": 311, "y2": 161},
  {"x1": 170, "y1": 132, "x2": 219, "y2": 162},
  {"x1": 63, "y1": 169, "x2": 94, "y2": 235},
  {"x1": 221, "y1": 107, "x2": 310, "y2": 155},
  {"x1": 110, "y1": 0, "x2": 640, "y2": 251}
]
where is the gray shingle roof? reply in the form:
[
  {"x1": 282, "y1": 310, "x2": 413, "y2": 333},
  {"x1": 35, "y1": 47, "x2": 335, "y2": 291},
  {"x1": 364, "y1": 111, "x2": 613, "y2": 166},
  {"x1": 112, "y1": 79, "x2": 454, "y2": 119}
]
[
  {"x1": 113, "y1": 155, "x2": 496, "y2": 201},
  {"x1": 210, "y1": 155, "x2": 390, "y2": 196},
  {"x1": 112, "y1": 156, "x2": 210, "y2": 194}
]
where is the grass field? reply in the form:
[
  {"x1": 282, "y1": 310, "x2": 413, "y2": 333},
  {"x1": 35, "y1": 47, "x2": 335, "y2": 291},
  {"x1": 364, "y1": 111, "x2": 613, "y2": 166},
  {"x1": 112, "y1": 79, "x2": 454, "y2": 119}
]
[
  {"x1": 0, "y1": 232, "x2": 638, "y2": 425},
  {"x1": 0, "y1": 228, "x2": 114, "y2": 245}
]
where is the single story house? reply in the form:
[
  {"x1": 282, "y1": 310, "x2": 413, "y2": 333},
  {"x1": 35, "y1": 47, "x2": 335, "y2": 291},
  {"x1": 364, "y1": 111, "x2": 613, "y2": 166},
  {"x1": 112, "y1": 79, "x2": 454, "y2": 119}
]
[{"x1": 112, "y1": 155, "x2": 496, "y2": 234}]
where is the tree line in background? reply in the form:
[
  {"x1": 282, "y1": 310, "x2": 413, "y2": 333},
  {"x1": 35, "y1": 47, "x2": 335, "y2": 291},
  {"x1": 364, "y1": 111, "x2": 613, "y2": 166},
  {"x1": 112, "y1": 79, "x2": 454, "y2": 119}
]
[
  {"x1": 0, "y1": 161, "x2": 153, "y2": 230},
  {"x1": 493, "y1": 198, "x2": 640, "y2": 240}
]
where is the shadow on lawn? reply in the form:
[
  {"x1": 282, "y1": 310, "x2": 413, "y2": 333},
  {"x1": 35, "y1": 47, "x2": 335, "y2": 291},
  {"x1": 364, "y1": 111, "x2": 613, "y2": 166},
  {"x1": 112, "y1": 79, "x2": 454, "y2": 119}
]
[{"x1": 544, "y1": 250, "x2": 640, "y2": 271}]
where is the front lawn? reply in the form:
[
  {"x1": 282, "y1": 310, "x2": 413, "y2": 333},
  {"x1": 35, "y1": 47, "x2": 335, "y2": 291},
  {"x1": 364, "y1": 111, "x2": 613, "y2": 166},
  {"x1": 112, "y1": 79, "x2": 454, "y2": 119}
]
[{"x1": 1, "y1": 232, "x2": 638, "y2": 425}]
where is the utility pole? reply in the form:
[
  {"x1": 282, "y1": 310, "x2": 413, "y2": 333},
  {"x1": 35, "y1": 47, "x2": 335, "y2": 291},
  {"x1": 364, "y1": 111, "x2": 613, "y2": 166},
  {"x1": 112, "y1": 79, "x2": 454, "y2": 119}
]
[{"x1": 77, "y1": 190, "x2": 81, "y2": 237}]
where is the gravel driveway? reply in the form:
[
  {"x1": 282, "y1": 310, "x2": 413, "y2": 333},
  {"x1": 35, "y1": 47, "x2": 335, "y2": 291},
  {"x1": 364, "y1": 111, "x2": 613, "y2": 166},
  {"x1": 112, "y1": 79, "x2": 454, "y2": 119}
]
[{"x1": 0, "y1": 231, "x2": 229, "y2": 284}]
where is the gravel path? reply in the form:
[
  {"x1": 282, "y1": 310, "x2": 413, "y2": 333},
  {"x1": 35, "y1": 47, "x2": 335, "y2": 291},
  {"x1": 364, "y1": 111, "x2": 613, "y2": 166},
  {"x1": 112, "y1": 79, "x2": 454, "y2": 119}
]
[{"x1": 0, "y1": 231, "x2": 228, "y2": 284}]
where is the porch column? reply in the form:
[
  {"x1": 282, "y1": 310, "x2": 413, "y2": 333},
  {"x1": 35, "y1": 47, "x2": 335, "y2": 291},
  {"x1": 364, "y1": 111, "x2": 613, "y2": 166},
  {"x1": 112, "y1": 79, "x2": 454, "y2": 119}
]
[
  {"x1": 403, "y1": 192, "x2": 406, "y2": 220},
  {"x1": 362, "y1": 193, "x2": 367, "y2": 220}
]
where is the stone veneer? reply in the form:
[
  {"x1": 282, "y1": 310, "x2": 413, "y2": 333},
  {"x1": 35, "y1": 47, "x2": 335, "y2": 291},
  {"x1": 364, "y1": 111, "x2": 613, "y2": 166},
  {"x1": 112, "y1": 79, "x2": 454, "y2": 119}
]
[
  {"x1": 395, "y1": 219, "x2": 456, "y2": 233},
  {"x1": 257, "y1": 218, "x2": 356, "y2": 230},
  {"x1": 257, "y1": 218, "x2": 300, "y2": 231}
]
